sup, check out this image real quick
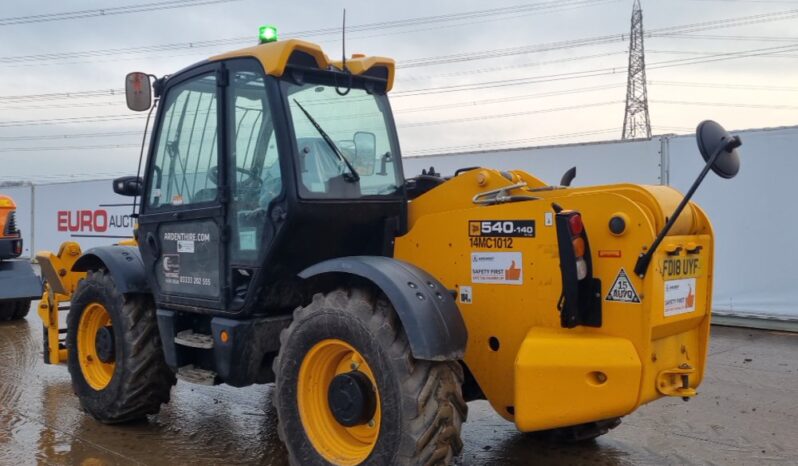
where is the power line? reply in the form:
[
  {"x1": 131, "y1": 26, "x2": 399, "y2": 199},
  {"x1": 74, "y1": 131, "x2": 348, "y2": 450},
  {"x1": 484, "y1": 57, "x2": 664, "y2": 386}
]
[
  {"x1": 648, "y1": 48, "x2": 798, "y2": 57},
  {"x1": 651, "y1": 99, "x2": 798, "y2": 109},
  {"x1": 0, "y1": 114, "x2": 143, "y2": 128},
  {"x1": 0, "y1": 144, "x2": 139, "y2": 153},
  {"x1": 0, "y1": 130, "x2": 143, "y2": 142},
  {"x1": 398, "y1": 51, "x2": 626, "y2": 82},
  {"x1": 4, "y1": 6, "x2": 798, "y2": 104},
  {"x1": 3, "y1": 42, "x2": 796, "y2": 125},
  {"x1": 3, "y1": 40, "x2": 797, "y2": 127},
  {"x1": 0, "y1": 0, "x2": 611, "y2": 64},
  {"x1": 400, "y1": 101, "x2": 622, "y2": 128},
  {"x1": 2, "y1": 2, "x2": 794, "y2": 68},
  {"x1": 404, "y1": 128, "x2": 620, "y2": 156},
  {"x1": 0, "y1": 0, "x2": 241, "y2": 26},
  {"x1": 649, "y1": 80, "x2": 798, "y2": 91},
  {"x1": 395, "y1": 83, "x2": 626, "y2": 113},
  {"x1": 649, "y1": 8, "x2": 798, "y2": 35},
  {"x1": 0, "y1": 88, "x2": 124, "y2": 103},
  {"x1": 654, "y1": 33, "x2": 798, "y2": 42}
]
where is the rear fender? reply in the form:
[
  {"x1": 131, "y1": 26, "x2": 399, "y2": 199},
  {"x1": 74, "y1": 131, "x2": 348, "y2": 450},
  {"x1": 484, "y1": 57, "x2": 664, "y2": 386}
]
[{"x1": 299, "y1": 256, "x2": 467, "y2": 361}]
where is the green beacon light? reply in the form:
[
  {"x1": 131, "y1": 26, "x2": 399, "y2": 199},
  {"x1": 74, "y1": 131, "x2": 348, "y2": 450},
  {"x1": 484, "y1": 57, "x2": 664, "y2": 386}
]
[{"x1": 259, "y1": 25, "x2": 278, "y2": 44}]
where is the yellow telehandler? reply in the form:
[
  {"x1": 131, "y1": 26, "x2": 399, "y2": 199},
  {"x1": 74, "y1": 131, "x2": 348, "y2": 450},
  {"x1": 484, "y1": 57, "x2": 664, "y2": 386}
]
[
  {"x1": 0, "y1": 194, "x2": 42, "y2": 320},
  {"x1": 37, "y1": 26, "x2": 740, "y2": 465}
]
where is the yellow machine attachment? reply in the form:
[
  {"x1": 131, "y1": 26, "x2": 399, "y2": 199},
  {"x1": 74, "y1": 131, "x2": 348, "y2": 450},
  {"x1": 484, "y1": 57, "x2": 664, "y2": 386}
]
[
  {"x1": 37, "y1": 242, "x2": 85, "y2": 364},
  {"x1": 395, "y1": 167, "x2": 714, "y2": 432},
  {"x1": 37, "y1": 238, "x2": 137, "y2": 364}
]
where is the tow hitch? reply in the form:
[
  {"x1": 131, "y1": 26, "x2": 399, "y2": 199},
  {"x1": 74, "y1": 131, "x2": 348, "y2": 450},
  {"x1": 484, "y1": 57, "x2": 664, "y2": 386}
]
[{"x1": 657, "y1": 363, "x2": 697, "y2": 401}]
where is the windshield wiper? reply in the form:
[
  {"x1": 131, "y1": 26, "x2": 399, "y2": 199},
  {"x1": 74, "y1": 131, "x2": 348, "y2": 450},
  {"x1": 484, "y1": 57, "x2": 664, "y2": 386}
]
[{"x1": 293, "y1": 99, "x2": 360, "y2": 182}]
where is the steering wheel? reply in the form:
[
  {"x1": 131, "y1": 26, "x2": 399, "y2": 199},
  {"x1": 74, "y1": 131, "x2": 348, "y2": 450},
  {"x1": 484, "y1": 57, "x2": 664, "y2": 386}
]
[{"x1": 207, "y1": 166, "x2": 263, "y2": 189}]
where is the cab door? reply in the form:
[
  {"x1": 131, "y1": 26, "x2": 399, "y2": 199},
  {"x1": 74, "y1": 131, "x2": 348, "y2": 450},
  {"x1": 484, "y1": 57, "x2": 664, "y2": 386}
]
[{"x1": 137, "y1": 63, "x2": 228, "y2": 311}]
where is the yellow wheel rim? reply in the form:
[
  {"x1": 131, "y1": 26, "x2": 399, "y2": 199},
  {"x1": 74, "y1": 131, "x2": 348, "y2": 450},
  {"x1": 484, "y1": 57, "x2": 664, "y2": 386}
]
[
  {"x1": 77, "y1": 303, "x2": 115, "y2": 390},
  {"x1": 297, "y1": 339, "x2": 381, "y2": 465}
]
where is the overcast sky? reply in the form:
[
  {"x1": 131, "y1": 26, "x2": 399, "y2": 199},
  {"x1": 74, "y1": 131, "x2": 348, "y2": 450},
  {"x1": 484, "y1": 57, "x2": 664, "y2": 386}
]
[{"x1": 1, "y1": 0, "x2": 796, "y2": 183}]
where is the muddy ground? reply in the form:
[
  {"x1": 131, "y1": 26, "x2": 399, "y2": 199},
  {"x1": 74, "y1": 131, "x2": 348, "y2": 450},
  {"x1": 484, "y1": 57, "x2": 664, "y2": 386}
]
[{"x1": 1, "y1": 307, "x2": 796, "y2": 465}]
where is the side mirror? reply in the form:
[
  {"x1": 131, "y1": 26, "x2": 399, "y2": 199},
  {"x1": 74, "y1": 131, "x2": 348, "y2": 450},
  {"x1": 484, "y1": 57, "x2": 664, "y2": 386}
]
[
  {"x1": 353, "y1": 131, "x2": 377, "y2": 175},
  {"x1": 696, "y1": 120, "x2": 741, "y2": 179},
  {"x1": 125, "y1": 72, "x2": 152, "y2": 112},
  {"x1": 634, "y1": 120, "x2": 742, "y2": 277},
  {"x1": 113, "y1": 176, "x2": 143, "y2": 197}
]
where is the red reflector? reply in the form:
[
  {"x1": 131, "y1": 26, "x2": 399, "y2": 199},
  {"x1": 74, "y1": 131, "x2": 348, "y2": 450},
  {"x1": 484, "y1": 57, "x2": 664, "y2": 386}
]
[
  {"x1": 13, "y1": 240, "x2": 21, "y2": 255},
  {"x1": 568, "y1": 214, "x2": 584, "y2": 236}
]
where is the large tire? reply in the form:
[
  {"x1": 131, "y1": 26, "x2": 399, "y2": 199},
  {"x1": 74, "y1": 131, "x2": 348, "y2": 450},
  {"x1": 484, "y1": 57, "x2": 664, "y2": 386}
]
[
  {"x1": 0, "y1": 299, "x2": 30, "y2": 321},
  {"x1": 273, "y1": 288, "x2": 467, "y2": 466},
  {"x1": 527, "y1": 417, "x2": 621, "y2": 443},
  {"x1": 67, "y1": 269, "x2": 175, "y2": 423}
]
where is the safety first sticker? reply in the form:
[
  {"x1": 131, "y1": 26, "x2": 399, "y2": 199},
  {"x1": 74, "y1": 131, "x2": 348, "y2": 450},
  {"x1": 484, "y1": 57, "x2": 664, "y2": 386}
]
[
  {"x1": 664, "y1": 278, "x2": 696, "y2": 316},
  {"x1": 605, "y1": 268, "x2": 641, "y2": 303},
  {"x1": 471, "y1": 252, "x2": 523, "y2": 285}
]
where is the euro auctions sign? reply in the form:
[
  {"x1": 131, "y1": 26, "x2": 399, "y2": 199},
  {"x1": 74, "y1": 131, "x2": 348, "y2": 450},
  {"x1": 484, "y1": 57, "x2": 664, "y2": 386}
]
[{"x1": 33, "y1": 179, "x2": 137, "y2": 252}]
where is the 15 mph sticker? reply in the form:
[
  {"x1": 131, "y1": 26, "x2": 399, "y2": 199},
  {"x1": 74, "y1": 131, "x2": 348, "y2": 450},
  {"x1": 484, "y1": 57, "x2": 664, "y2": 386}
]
[{"x1": 605, "y1": 268, "x2": 641, "y2": 303}]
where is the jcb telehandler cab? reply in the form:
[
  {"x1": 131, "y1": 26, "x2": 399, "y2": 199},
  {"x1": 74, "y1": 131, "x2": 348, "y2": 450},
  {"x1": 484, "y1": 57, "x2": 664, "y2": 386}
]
[{"x1": 38, "y1": 28, "x2": 740, "y2": 466}]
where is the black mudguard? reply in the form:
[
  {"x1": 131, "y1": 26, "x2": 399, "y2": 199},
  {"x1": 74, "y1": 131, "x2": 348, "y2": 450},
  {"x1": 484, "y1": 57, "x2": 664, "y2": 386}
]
[
  {"x1": 0, "y1": 259, "x2": 43, "y2": 301},
  {"x1": 72, "y1": 246, "x2": 149, "y2": 294},
  {"x1": 299, "y1": 256, "x2": 467, "y2": 361}
]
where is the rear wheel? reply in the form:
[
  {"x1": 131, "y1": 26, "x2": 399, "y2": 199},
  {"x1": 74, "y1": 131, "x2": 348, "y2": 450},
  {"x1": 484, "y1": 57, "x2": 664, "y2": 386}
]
[
  {"x1": 0, "y1": 299, "x2": 30, "y2": 321},
  {"x1": 274, "y1": 288, "x2": 467, "y2": 466},
  {"x1": 67, "y1": 269, "x2": 175, "y2": 423}
]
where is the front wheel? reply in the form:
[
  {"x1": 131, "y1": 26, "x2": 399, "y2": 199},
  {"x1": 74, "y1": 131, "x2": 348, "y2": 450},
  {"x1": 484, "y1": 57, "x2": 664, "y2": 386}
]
[
  {"x1": 67, "y1": 269, "x2": 175, "y2": 423},
  {"x1": 273, "y1": 288, "x2": 467, "y2": 466}
]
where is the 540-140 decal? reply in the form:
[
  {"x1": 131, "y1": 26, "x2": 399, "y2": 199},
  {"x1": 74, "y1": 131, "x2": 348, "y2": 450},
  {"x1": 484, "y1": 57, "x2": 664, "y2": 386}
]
[{"x1": 468, "y1": 220, "x2": 535, "y2": 249}]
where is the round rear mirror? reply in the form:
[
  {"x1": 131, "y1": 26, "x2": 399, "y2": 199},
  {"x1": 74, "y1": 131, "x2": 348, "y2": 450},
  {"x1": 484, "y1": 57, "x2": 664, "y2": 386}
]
[{"x1": 695, "y1": 120, "x2": 741, "y2": 179}]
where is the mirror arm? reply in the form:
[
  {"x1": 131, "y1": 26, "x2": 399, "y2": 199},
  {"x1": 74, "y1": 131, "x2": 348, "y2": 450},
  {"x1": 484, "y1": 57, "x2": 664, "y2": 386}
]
[{"x1": 634, "y1": 136, "x2": 740, "y2": 278}]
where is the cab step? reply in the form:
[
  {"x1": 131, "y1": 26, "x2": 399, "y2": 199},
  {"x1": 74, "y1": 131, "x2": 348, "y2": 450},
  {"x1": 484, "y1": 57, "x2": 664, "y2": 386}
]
[
  {"x1": 177, "y1": 365, "x2": 217, "y2": 386},
  {"x1": 174, "y1": 330, "x2": 214, "y2": 349}
]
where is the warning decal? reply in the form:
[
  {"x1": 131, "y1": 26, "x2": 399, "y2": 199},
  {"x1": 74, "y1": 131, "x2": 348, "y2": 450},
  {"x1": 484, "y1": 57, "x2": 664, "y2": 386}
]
[{"x1": 605, "y1": 268, "x2": 640, "y2": 303}]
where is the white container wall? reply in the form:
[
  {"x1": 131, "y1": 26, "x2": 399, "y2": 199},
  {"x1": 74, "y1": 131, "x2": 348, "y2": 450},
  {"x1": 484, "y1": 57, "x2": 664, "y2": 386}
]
[
  {"x1": 32, "y1": 180, "x2": 137, "y2": 255},
  {"x1": 667, "y1": 126, "x2": 798, "y2": 321},
  {"x1": 403, "y1": 138, "x2": 664, "y2": 186},
  {"x1": 10, "y1": 125, "x2": 797, "y2": 321}
]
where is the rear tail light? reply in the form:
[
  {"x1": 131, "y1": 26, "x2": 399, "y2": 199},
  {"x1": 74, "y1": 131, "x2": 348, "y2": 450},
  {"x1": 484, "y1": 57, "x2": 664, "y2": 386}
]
[
  {"x1": 568, "y1": 214, "x2": 583, "y2": 236},
  {"x1": 554, "y1": 206, "x2": 601, "y2": 328},
  {"x1": 13, "y1": 240, "x2": 21, "y2": 256},
  {"x1": 575, "y1": 257, "x2": 587, "y2": 280},
  {"x1": 572, "y1": 236, "x2": 585, "y2": 258}
]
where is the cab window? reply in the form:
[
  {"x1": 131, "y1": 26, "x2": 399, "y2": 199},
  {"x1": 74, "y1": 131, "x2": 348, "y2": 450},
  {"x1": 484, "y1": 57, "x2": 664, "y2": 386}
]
[
  {"x1": 227, "y1": 61, "x2": 282, "y2": 263},
  {"x1": 146, "y1": 74, "x2": 218, "y2": 208},
  {"x1": 284, "y1": 81, "x2": 401, "y2": 198}
]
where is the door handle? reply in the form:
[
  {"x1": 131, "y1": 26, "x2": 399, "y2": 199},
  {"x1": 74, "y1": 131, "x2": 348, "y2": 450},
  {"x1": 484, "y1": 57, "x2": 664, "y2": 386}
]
[{"x1": 146, "y1": 232, "x2": 160, "y2": 257}]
